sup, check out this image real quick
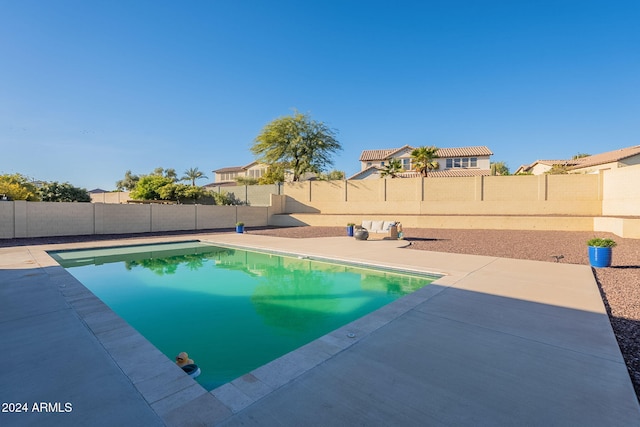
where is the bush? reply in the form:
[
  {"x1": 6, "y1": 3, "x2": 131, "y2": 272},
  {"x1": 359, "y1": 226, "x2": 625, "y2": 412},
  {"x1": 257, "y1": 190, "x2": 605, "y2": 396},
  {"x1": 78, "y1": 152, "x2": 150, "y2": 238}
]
[{"x1": 587, "y1": 238, "x2": 617, "y2": 248}]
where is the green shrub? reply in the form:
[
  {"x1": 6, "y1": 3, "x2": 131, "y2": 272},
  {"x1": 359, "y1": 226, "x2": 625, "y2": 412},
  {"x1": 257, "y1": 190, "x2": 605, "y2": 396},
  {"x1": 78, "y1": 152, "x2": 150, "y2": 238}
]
[{"x1": 587, "y1": 238, "x2": 617, "y2": 248}]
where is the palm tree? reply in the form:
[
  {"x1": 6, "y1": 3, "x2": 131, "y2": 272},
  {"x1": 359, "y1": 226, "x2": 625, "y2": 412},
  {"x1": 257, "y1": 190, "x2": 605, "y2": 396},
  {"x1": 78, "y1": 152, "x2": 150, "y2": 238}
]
[
  {"x1": 380, "y1": 158, "x2": 403, "y2": 178},
  {"x1": 411, "y1": 146, "x2": 439, "y2": 177},
  {"x1": 181, "y1": 167, "x2": 209, "y2": 186}
]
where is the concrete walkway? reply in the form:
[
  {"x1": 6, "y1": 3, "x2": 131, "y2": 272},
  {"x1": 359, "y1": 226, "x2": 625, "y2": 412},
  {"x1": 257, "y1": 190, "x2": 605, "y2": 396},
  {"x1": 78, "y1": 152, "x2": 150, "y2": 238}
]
[{"x1": 1, "y1": 233, "x2": 638, "y2": 426}]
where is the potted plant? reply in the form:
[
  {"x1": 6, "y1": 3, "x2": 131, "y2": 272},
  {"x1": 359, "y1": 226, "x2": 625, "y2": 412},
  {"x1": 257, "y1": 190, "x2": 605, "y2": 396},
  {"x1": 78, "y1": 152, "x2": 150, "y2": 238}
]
[
  {"x1": 235, "y1": 222, "x2": 245, "y2": 234},
  {"x1": 346, "y1": 223, "x2": 355, "y2": 237},
  {"x1": 587, "y1": 237, "x2": 616, "y2": 268}
]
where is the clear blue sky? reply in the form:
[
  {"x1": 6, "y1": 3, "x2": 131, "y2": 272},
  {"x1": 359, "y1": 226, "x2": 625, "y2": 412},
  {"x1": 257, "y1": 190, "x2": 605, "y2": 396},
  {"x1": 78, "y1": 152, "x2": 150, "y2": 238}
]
[{"x1": 2, "y1": 0, "x2": 638, "y2": 190}]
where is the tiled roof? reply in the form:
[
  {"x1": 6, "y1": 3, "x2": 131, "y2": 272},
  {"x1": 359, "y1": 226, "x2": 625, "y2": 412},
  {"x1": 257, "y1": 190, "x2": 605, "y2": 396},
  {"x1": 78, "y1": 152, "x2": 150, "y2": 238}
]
[
  {"x1": 213, "y1": 166, "x2": 245, "y2": 173},
  {"x1": 347, "y1": 165, "x2": 383, "y2": 180},
  {"x1": 435, "y1": 146, "x2": 493, "y2": 157},
  {"x1": 516, "y1": 159, "x2": 574, "y2": 173},
  {"x1": 359, "y1": 145, "x2": 492, "y2": 161},
  {"x1": 359, "y1": 149, "x2": 397, "y2": 162},
  {"x1": 569, "y1": 145, "x2": 640, "y2": 170},
  {"x1": 397, "y1": 169, "x2": 492, "y2": 178},
  {"x1": 241, "y1": 161, "x2": 260, "y2": 169}
]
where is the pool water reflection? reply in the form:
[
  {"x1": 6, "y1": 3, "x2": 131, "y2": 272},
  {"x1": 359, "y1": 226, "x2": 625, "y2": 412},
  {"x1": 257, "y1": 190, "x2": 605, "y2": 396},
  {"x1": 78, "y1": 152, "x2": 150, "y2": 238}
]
[{"x1": 50, "y1": 241, "x2": 436, "y2": 390}]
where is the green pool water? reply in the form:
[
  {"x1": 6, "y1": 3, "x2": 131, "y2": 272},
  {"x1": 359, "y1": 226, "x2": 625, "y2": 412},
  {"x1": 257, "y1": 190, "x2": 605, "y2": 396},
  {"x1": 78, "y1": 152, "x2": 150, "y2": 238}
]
[{"x1": 50, "y1": 241, "x2": 436, "y2": 391}]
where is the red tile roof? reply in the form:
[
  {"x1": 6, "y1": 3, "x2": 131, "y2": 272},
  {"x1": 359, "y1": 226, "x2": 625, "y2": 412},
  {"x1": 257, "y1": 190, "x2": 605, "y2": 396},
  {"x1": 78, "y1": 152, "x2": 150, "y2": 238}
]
[
  {"x1": 518, "y1": 145, "x2": 640, "y2": 173},
  {"x1": 359, "y1": 145, "x2": 492, "y2": 161},
  {"x1": 569, "y1": 145, "x2": 640, "y2": 170},
  {"x1": 399, "y1": 169, "x2": 492, "y2": 178},
  {"x1": 213, "y1": 166, "x2": 245, "y2": 173}
]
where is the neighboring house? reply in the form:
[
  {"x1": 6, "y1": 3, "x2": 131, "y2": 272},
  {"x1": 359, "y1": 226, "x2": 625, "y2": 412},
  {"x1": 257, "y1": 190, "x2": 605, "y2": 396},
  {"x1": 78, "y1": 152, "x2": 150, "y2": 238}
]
[
  {"x1": 350, "y1": 145, "x2": 493, "y2": 179},
  {"x1": 515, "y1": 145, "x2": 640, "y2": 175},
  {"x1": 212, "y1": 162, "x2": 269, "y2": 186},
  {"x1": 212, "y1": 162, "x2": 317, "y2": 185}
]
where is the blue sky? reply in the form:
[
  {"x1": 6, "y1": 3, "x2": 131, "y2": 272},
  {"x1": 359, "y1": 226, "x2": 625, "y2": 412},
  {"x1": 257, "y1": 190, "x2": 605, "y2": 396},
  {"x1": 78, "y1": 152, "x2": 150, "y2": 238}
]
[{"x1": 1, "y1": 0, "x2": 638, "y2": 190}]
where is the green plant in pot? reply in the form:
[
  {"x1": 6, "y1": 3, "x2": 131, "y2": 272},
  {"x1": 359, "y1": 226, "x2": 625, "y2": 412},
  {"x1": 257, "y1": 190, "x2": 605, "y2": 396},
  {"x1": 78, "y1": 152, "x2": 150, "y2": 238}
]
[
  {"x1": 587, "y1": 238, "x2": 616, "y2": 268},
  {"x1": 235, "y1": 222, "x2": 245, "y2": 233}
]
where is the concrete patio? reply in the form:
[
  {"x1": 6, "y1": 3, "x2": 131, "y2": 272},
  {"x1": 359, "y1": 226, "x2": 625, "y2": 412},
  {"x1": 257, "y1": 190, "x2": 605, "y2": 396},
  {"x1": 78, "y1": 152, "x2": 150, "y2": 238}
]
[{"x1": 1, "y1": 232, "x2": 638, "y2": 426}]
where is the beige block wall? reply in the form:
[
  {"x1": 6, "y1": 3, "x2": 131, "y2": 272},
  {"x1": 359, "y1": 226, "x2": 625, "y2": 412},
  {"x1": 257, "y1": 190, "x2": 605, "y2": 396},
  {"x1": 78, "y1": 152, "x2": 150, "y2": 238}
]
[
  {"x1": 273, "y1": 213, "x2": 595, "y2": 232},
  {"x1": 0, "y1": 202, "x2": 14, "y2": 238},
  {"x1": 196, "y1": 205, "x2": 237, "y2": 230},
  {"x1": 312, "y1": 181, "x2": 345, "y2": 203},
  {"x1": 594, "y1": 217, "x2": 640, "y2": 239},
  {"x1": 0, "y1": 202, "x2": 271, "y2": 238},
  {"x1": 282, "y1": 174, "x2": 603, "y2": 217},
  {"x1": 236, "y1": 206, "x2": 270, "y2": 227},
  {"x1": 547, "y1": 174, "x2": 602, "y2": 201},
  {"x1": 386, "y1": 178, "x2": 421, "y2": 202},
  {"x1": 14, "y1": 201, "x2": 27, "y2": 238},
  {"x1": 422, "y1": 200, "x2": 601, "y2": 216},
  {"x1": 424, "y1": 177, "x2": 478, "y2": 201},
  {"x1": 346, "y1": 180, "x2": 382, "y2": 202},
  {"x1": 246, "y1": 185, "x2": 280, "y2": 206},
  {"x1": 602, "y1": 164, "x2": 640, "y2": 216},
  {"x1": 95, "y1": 204, "x2": 152, "y2": 234},
  {"x1": 90, "y1": 192, "x2": 131, "y2": 203},
  {"x1": 483, "y1": 176, "x2": 539, "y2": 201},
  {"x1": 27, "y1": 202, "x2": 95, "y2": 237},
  {"x1": 150, "y1": 204, "x2": 197, "y2": 232}
]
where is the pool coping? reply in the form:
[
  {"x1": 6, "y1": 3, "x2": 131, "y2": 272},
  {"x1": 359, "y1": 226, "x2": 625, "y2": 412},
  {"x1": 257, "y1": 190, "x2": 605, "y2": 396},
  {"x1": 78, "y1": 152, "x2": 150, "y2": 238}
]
[
  {"x1": 3, "y1": 232, "x2": 639, "y2": 426},
  {"x1": 48, "y1": 237, "x2": 445, "y2": 423}
]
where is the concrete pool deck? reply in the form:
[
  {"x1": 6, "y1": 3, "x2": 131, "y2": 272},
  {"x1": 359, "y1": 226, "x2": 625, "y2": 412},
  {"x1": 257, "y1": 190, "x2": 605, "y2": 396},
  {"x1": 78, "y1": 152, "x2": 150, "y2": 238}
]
[{"x1": 1, "y1": 232, "x2": 639, "y2": 426}]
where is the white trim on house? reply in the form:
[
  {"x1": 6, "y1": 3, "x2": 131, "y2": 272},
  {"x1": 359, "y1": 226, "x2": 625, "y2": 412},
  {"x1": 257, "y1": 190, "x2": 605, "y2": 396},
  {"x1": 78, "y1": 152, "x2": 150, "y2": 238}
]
[{"x1": 353, "y1": 145, "x2": 493, "y2": 179}]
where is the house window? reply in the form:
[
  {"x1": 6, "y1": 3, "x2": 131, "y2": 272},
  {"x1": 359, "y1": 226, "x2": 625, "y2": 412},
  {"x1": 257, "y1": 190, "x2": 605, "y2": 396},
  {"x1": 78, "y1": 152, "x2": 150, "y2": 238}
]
[
  {"x1": 401, "y1": 158, "x2": 411, "y2": 170},
  {"x1": 380, "y1": 161, "x2": 385, "y2": 166},
  {"x1": 367, "y1": 162, "x2": 372, "y2": 167},
  {"x1": 222, "y1": 172, "x2": 238, "y2": 181},
  {"x1": 445, "y1": 157, "x2": 478, "y2": 169}
]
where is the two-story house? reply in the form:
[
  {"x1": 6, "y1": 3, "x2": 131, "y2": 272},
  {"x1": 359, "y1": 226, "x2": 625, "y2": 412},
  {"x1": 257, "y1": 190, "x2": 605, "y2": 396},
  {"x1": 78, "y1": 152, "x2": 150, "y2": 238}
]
[
  {"x1": 211, "y1": 162, "x2": 269, "y2": 187},
  {"x1": 350, "y1": 145, "x2": 493, "y2": 179}
]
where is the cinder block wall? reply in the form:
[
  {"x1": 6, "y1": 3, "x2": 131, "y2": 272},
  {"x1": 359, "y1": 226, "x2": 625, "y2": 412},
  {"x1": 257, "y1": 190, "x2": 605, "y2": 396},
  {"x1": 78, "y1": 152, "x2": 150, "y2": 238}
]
[
  {"x1": 23, "y1": 202, "x2": 95, "y2": 237},
  {"x1": 1, "y1": 202, "x2": 271, "y2": 239},
  {"x1": 602, "y1": 164, "x2": 640, "y2": 216},
  {"x1": 283, "y1": 174, "x2": 603, "y2": 216},
  {"x1": 0, "y1": 202, "x2": 15, "y2": 238},
  {"x1": 3, "y1": 166, "x2": 640, "y2": 239}
]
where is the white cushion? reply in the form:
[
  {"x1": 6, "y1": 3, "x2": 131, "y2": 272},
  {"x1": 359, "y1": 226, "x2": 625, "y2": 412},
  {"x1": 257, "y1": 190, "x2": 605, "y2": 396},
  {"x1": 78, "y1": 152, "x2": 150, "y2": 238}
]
[
  {"x1": 361, "y1": 220, "x2": 372, "y2": 230},
  {"x1": 371, "y1": 220, "x2": 384, "y2": 232},
  {"x1": 383, "y1": 221, "x2": 395, "y2": 231}
]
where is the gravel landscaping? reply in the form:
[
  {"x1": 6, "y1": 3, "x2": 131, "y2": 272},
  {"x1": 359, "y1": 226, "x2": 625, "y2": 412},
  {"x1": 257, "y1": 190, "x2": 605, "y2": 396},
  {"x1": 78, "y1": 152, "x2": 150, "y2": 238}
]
[{"x1": 3, "y1": 226, "x2": 638, "y2": 401}]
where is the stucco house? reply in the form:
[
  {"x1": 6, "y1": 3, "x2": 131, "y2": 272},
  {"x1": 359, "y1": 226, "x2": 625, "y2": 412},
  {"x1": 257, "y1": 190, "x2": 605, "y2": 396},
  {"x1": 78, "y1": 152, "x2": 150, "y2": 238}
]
[
  {"x1": 211, "y1": 162, "x2": 316, "y2": 186},
  {"x1": 350, "y1": 145, "x2": 493, "y2": 179},
  {"x1": 211, "y1": 162, "x2": 268, "y2": 186},
  {"x1": 515, "y1": 145, "x2": 640, "y2": 175}
]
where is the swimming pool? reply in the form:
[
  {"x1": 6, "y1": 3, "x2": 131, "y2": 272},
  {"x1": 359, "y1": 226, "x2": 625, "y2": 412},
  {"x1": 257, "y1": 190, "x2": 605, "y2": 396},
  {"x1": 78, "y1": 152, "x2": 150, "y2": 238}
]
[{"x1": 50, "y1": 241, "x2": 437, "y2": 391}]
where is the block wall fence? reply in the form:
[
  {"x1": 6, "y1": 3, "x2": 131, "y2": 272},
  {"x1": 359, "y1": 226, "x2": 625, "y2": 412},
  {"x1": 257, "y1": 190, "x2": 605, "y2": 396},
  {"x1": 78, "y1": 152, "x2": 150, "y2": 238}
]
[
  {"x1": 1, "y1": 165, "x2": 639, "y2": 239},
  {"x1": 0, "y1": 202, "x2": 279, "y2": 239},
  {"x1": 281, "y1": 173, "x2": 605, "y2": 216}
]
